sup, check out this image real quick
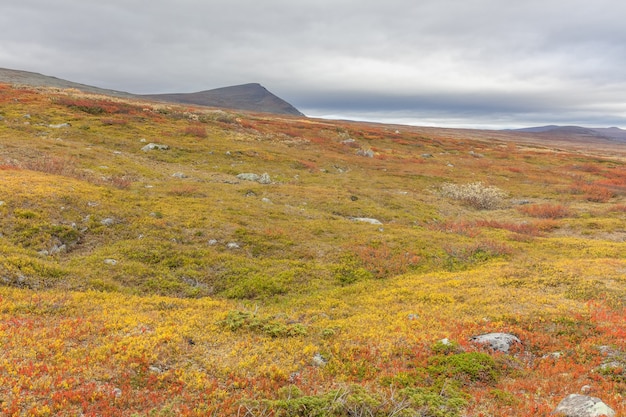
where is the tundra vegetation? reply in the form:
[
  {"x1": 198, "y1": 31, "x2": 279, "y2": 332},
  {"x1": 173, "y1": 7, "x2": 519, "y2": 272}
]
[{"x1": 0, "y1": 83, "x2": 625, "y2": 416}]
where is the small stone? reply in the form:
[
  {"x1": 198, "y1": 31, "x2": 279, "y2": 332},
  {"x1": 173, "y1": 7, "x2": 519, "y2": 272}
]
[
  {"x1": 258, "y1": 173, "x2": 271, "y2": 184},
  {"x1": 261, "y1": 198, "x2": 272, "y2": 204},
  {"x1": 237, "y1": 173, "x2": 261, "y2": 182},
  {"x1": 100, "y1": 218, "x2": 115, "y2": 226},
  {"x1": 104, "y1": 259, "x2": 118, "y2": 266},
  {"x1": 48, "y1": 122, "x2": 71, "y2": 128},
  {"x1": 352, "y1": 217, "x2": 383, "y2": 225},
  {"x1": 208, "y1": 239, "x2": 218, "y2": 246},
  {"x1": 226, "y1": 242, "x2": 240, "y2": 249},
  {"x1": 141, "y1": 143, "x2": 169, "y2": 151},
  {"x1": 552, "y1": 394, "x2": 615, "y2": 417},
  {"x1": 421, "y1": 153, "x2": 433, "y2": 158},
  {"x1": 0, "y1": 201, "x2": 4, "y2": 206},
  {"x1": 312, "y1": 353, "x2": 327, "y2": 367},
  {"x1": 112, "y1": 387, "x2": 122, "y2": 398},
  {"x1": 407, "y1": 314, "x2": 419, "y2": 320},
  {"x1": 149, "y1": 366, "x2": 163, "y2": 374},
  {"x1": 171, "y1": 172, "x2": 187, "y2": 178}
]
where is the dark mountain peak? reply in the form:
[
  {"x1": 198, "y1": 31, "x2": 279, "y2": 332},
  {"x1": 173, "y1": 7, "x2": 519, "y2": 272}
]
[{"x1": 143, "y1": 83, "x2": 304, "y2": 116}]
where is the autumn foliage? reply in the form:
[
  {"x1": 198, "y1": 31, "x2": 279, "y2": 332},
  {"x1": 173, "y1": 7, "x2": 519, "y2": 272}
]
[{"x1": 0, "y1": 84, "x2": 625, "y2": 416}]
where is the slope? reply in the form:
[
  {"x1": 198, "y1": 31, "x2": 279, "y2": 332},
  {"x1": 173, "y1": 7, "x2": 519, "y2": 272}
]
[{"x1": 0, "y1": 83, "x2": 625, "y2": 416}]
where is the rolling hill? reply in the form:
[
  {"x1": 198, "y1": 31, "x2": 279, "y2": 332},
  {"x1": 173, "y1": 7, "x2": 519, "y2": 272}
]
[
  {"x1": 0, "y1": 67, "x2": 303, "y2": 116},
  {"x1": 0, "y1": 81, "x2": 625, "y2": 416}
]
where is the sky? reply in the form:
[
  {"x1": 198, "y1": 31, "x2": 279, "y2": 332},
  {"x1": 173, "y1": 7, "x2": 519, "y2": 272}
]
[{"x1": 2, "y1": 0, "x2": 626, "y2": 129}]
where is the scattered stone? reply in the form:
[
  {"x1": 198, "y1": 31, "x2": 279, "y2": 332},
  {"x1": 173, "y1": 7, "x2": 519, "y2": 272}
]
[
  {"x1": 49, "y1": 244, "x2": 67, "y2": 255},
  {"x1": 48, "y1": 122, "x2": 71, "y2": 128},
  {"x1": 139, "y1": 138, "x2": 147, "y2": 143},
  {"x1": 104, "y1": 259, "x2": 118, "y2": 266},
  {"x1": 226, "y1": 242, "x2": 240, "y2": 249},
  {"x1": 352, "y1": 217, "x2": 383, "y2": 225},
  {"x1": 258, "y1": 173, "x2": 271, "y2": 184},
  {"x1": 261, "y1": 198, "x2": 272, "y2": 204},
  {"x1": 237, "y1": 173, "x2": 261, "y2": 182},
  {"x1": 439, "y1": 338, "x2": 452, "y2": 345},
  {"x1": 0, "y1": 201, "x2": 4, "y2": 206},
  {"x1": 356, "y1": 148, "x2": 375, "y2": 158},
  {"x1": 87, "y1": 201, "x2": 99, "y2": 207},
  {"x1": 470, "y1": 332, "x2": 522, "y2": 353},
  {"x1": 469, "y1": 150, "x2": 484, "y2": 158},
  {"x1": 38, "y1": 250, "x2": 49, "y2": 256},
  {"x1": 237, "y1": 172, "x2": 271, "y2": 184},
  {"x1": 113, "y1": 151, "x2": 122, "y2": 155},
  {"x1": 148, "y1": 366, "x2": 163, "y2": 374},
  {"x1": 580, "y1": 385, "x2": 593, "y2": 395},
  {"x1": 312, "y1": 353, "x2": 327, "y2": 367},
  {"x1": 171, "y1": 172, "x2": 187, "y2": 178},
  {"x1": 100, "y1": 218, "x2": 115, "y2": 226},
  {"x1": 208, "y1": 239, "x2": 218, "y2": 246},
  {"x1": 421, "y1": 153, "x2": 433, "y2": 158},
  {"x1": 141, "y1": 143, "x2": 169, "y2": 151},
  {"x1": 112, "y1": 387, "x2": 122, "y2": 398},
  {"x1": 542, "y1": 351, "x2": 564, "y2": 360},
  {"x1": 407, "y1": 314, "x2": 419, "y2": 320},
  {"x1": 551, "y1": 394, "x2": 615, "y2": 417}
]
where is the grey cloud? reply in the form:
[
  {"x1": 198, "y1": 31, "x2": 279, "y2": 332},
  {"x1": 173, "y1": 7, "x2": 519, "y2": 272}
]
[{"x1": 2, "y1": 0, "x2": 626, "y2": 128}]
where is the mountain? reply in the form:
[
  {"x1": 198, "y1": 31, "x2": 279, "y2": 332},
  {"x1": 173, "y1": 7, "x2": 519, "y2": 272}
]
[
  {"x1": 0, "y1": 67, "x2": 135, "y2": 98},
  {"x1": 143, "y1": 83, "x2": 304, "y2": 116},
  {"x1": 510, "y1": 125, "x2": 626, "y2": 142},
  {"x1": 0, "y1": 67, "x2": 303, "y2": 116}
]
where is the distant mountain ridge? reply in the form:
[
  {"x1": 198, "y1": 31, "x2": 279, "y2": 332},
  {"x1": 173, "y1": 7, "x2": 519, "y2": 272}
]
[
  {"x1": 508, "y1": 125, "x2": 626, "y2": 142},
  {"x1": 0, "y1": 67, "x2": 303, "y2": 116}
]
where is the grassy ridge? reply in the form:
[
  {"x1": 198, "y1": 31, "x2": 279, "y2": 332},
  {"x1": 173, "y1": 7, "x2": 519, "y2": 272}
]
[{"x1": 0, "y1": 83, "x2": 625, "y2": 415}]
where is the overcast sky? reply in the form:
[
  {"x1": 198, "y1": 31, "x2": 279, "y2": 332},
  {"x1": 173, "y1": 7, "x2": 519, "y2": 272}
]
[{"x1": 2, "y1": 0, "x2": 626, "y2": 129}]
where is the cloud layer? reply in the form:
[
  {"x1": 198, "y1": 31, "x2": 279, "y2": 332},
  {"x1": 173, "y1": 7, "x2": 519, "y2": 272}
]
[{"x1": 2, "y1": 0, "x2": 626, "y2": 128}]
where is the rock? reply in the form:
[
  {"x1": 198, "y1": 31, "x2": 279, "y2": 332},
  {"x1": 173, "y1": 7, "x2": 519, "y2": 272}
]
[
  {"x1": 261, "y1": 198, "x2": 272, "y2": 204},
  {"x1": 356, "y1": 148, "x2": 375, "y2": 158},
  {"x1": 312, "y1": 353, "x2": 327, "y2": 367},
  {"x1": 0, "y1": 201, "x2": 4, "y2": 206},
  {"x1": 352, "y1": 217, "x2": 383, "y2": 225},
  {"x1": 141, "y1": 143, "x2": 169, "y2": 151},
  {"x1": 112, "y1": 387, "x2": 122, "y2": 398},
  {"x1": 171, "y1": 172, "x2": 187, "y2": 178},
  {"x1": 237, "y1": 172, "x2": 271, "y2": 184},
  {"x1": 100, "y1": 218, "x2": 115, "y2": 226},
  {"x1": 551, "y1": 394, "x2": 615, "y2": 417},
  {"x1": 48, "y1": 122, "x2": 71, "y2": 128},
  {"x1": 470, "y1": 332, "x2": 522, "y2": 353},
  {"x1": 237, "y1": 173, "x2": 261, "y2": 182},
  {"x1": 258, "y1": 173, "x2": 271, "y2": 184},
  {"x1": 208, "y1": 239, "x2": 218, "y2": 246},
  {"x1": 407, "y1": 314, "x2": 419, "y2": 320},
  {"x1": 226, "y1": 242, "x2": 240, "y2": 249},
  {"x1": 421, "y1": 153, "x2": 433, "y2": 158},
  {"x1": 104, "y1": 259, "x2": 118, "y2": 266},
  {"x1": 49, "y1": 244, "x2": 67, "y2": 255}
]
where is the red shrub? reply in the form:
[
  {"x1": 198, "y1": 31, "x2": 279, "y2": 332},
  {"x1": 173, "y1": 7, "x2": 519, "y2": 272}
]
[{"x1": 518, "y1": 203, "x2": 572, "y2": 219}]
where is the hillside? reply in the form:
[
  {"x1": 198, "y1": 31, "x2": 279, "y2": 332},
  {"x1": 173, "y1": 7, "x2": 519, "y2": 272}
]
[
  {"x1": 1, "y1": 83, "x2": 626, "y2": 416},
  {"x1": 0, "y1": 67, "x2": 303, "y2": 116}
]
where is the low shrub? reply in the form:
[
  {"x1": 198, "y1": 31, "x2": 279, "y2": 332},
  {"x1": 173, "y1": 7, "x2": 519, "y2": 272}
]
[{"x1": 440, "y1": 182, "x2": 507, "y2": 210}]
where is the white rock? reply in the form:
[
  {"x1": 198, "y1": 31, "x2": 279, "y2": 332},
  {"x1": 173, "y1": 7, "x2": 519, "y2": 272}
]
[
  {"x1": 552, "y1": 394, "x2": 615, "y2": 417},
  {"x1": 352, "y1": 217, "x2": 383, "y2": 225},
  {"x1": 141, "y1": 143, "x2": 169, "y2": 151},
  {"x1": 470, "y1": 332, "x2": 522, "y2": 353},
  {"x1": 104, "y1": 259, "x2": 118, "y2": 265}
]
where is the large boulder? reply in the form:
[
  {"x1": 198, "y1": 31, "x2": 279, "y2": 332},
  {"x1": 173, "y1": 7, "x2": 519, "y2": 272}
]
[
  {"x1": 552, "y1": 394, "x2": 615, "y2": 417},
  {"x1": 469, "y1": 332, "x2": 522, "y2": 353}
]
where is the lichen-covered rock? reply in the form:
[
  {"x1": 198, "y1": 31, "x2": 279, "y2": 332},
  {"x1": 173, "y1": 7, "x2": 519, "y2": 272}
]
[
  {"x1": 352, "y1": 217, "x2": 383, "y2": 225},
  {"x1": 552, "y1": 394, "x2": 615, "y2": 417},
  {"x1": 470, "y1": 332, "x2": 522, "y2": 353},
  {"x1": 141, "y1": 143, "x2": 169, "y2": 151}
]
